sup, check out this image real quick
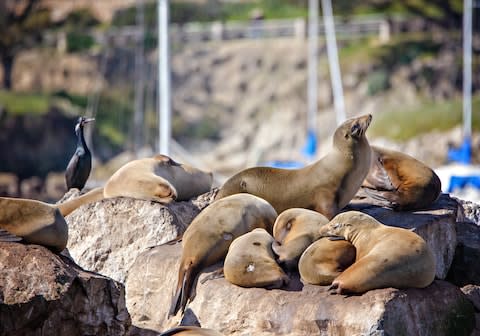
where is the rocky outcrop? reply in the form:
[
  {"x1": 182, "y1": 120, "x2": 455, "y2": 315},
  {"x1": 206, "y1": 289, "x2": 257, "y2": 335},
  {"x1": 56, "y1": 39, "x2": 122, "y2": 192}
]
[
  {"x1": 0, "y1": 242, "x2": 131, "y2": 336},
  {"x1": 126, "y1": 243, "x2": 474, "y2": 336},
  {"x1": 65, "y1": 189, "x2": 216, "y2": 283},
  {"x1": 124, "y1": 193, "x2": 472, "y2": 335}
]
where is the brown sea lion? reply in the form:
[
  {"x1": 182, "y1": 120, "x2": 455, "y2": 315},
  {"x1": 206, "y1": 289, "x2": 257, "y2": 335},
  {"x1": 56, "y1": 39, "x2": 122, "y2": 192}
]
[
  {"x1": 271, "y1": 208, "x2": 329, "y2": 270},
  {"x1": 317, "y1": 211, "x2": 436, "y2": 294},
  {"x1": 160, "y1": 326, "x2": 224, "y2": 336},
  {"x1": 169, "y1": 194, "x2": 277, "y2": 317},
  {"x1": 104, "y1": 154, "x2": 213, "y2": 203},
  {"x1": 224, "y1": 228, "x2": 289, "y2": 288},
  {"x1": 360, "y1": 145, "x2": 442, "y2": 211},
  {"x1": 0, "y1": 197, "x2": 69, "y2": 251},
  {"x1": 298, "y1": 237, "x2": 356, "y2": 285},
  {"x1": 215, "y1": 114, "x2": 373, "y2": 219}
]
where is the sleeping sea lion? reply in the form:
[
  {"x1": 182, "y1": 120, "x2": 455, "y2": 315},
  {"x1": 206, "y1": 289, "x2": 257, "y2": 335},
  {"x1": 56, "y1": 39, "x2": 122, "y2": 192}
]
[
  {"x1": 271, "y1": 208, "x2": 329, "y2": 270},
  {"x1": 224, "y1": 228, "x2": 289, "y2": 288},
  {"x1": 104, "y1": 154, "x2": 213, "y2": 203},
  {"x1": 169, "y1": 194, "x2": 277, "y2": 317},
  {"x1": 298, "y1": 237, "x2": 356, "y2": 285},
  {"x1": 317, "y1": 211, "x2": 436, "y2": 294},
  {"x1": 360, "y1": 145, "x2": 442, "y2": 211}
]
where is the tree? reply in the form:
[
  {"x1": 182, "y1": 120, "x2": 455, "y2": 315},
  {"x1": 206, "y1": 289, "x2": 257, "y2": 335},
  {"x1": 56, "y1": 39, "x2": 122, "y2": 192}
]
[{"x1": 0, "y1": 0, "x2": 53, "y2": 89}]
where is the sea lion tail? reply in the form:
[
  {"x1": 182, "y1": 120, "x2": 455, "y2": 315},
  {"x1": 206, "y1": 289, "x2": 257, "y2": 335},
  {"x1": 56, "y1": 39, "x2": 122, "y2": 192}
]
[
  {"x1": 169, "y1": 263, "x2": 196, "y2": 317},
  {"x1": 56, "y1": 187, "x2": 105, "y2": 216}
]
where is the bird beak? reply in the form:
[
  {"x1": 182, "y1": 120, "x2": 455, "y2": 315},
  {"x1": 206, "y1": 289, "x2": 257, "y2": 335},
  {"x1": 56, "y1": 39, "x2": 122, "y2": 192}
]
[{"x1": 84, "y1": 118, "x2": 95, "y2": 123}]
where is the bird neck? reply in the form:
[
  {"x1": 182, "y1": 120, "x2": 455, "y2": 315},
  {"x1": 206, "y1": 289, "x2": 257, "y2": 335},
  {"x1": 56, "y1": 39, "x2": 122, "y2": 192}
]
[{"x1": 77, "y1": 126, "x2": 89, "y2": 151}]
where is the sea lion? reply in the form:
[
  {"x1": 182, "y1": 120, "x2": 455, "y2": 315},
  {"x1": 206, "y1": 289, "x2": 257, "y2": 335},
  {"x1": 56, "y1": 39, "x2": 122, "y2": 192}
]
[
  {"x1": 317, "y1": 211, "x2": 436, "y2": 294},
  {"x1": 0, "y1": 197, "x2": 68, "y2": 251},
  {"x1": 271, "y1": 208, "x2": 329, "y2": 270},
  {"x1": 298, "y1": 237, "x2": 356, "y2": 285},
  {"x1": 160, "y1": 326, "x2": 224, "y2": 336},
  {"x1": 104, "y1": 154, "x2": 213, "y2": 203},
  {"x1": 169, "y1": 194, "x2": 277, "y2": 317},
  {"x1": 0, "y1": 187, "x2": 106, "y2": 251},
  {"x1": 215, "y1": 114, "x2": 373, "y2": 219},
  {"x1": 360, "y1": 145, "x2": 442, "y2": 211},
  {"x1": 224, "y1": 228, "x2": 289, "y2": 288}
]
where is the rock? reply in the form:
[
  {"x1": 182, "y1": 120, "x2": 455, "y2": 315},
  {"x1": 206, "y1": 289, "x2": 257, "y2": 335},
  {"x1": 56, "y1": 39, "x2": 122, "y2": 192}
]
[
  {"x1": 65, "y1": 189, "x2": 216, "y2": 283},
  {"x1": 126, "y1": 243, "x2": 474, "y2": 336},
  {"x1": 456, "y1": 197, "x2": 480, "y2": 225},
  {"x1": 461, "y1": 285, "x2": 480, "y2": 336},
  {"x1": 0, "y1": 242, "x2": 131, "y2": 336},
  {"x1": 348, "y1": 193, "x2": 459, "y2": 279},
  {"x1": 447, "y1": 221, "x2": 480, "y2": 286}
]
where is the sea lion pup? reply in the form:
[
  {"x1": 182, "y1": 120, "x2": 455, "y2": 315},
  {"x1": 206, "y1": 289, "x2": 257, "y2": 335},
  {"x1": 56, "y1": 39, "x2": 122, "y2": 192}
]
[
  {"x1": 104, "y1": 154, "x2": 213, "y2": 203},
  {"x1": 160, "y1": 326, "x2": 224, "y2": 336},
  {"x1": 271, "y1": 208, "x2": 329, "y2": 270},
  {"x1": 169, "y1": 194, "x2": 277, "y2": 317},
  {"x1": 0, "y1": 197, "x2": 68, "y2": 252},
  {"x1": 224, "y1": 228, "x2": 289, "y2": 288},
  {"x1": 215, "y1": 114, "x2": 373, "y2": 219},
  {"x1": 298, "y1": 237, "x2": 356, "y2": 285},
  {"x1": 318, "y1": 211, "x2": 436, "y2": 294},
  {"x1": 360, "y1": 145, "x2": 442, "y2": 211}
]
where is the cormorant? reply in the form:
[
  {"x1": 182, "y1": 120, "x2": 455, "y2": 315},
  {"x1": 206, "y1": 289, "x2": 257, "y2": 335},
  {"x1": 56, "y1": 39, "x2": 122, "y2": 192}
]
[{"x1": 65, "y1": 117, "x2": 95, "y2": 190}]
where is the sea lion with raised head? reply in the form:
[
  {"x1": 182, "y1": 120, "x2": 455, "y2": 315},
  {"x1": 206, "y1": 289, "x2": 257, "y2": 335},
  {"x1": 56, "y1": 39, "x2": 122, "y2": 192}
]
[
  {"x1": 317, "y1": 211, "x2": 436, "y2": 294},
  {"x1": 215, "y1": 114, "x2": 373, "y2": 219},
  {"x1": 298, "y1": 237, "x2": 356, "y2": 285},
  {"x1": 104, "y1": 154, "x2": 213, "y2": 203},
  {"x1": 360, "y1": 145, "x2": 442, "y2": 211},
  {"x1": 271, "y1": 208, "x2": 329, "y2": 270},
  {"x1": 224, "y1": 228, "x2": 289, "y2": 288},
  {"x1": 169, "y1": 194, "x2": 277, "y2": 317}
]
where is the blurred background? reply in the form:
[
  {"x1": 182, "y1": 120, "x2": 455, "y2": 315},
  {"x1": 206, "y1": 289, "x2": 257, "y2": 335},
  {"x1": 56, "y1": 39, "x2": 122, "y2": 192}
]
[{"x1": 0, "y1": 0, "x2": 478, "y2": 202}]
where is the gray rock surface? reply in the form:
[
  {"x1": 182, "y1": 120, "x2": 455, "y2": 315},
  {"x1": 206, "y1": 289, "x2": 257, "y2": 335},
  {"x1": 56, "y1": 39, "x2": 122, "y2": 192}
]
[
  {"x1": 0, "y1": 242, "x2": 131, "y2": 336},
  {"x1": 126, "y1": 243, "x2": 474, "y2": 336},
  {"x1": 64, "y1": 189, "x2": 216, "y2": 283}
]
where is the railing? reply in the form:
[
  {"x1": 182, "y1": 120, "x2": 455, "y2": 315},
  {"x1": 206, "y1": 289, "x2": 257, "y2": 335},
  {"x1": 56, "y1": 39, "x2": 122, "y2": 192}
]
[{"x1": 45, "y1": 15, "x2": 404, "y2": 52}]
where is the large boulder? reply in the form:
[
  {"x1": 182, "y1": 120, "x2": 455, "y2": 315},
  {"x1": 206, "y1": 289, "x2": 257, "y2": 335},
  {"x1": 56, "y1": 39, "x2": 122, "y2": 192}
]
[
  {"x1": 0, "y1": 242, "x2": 131, "y2": 336},
  {"x1": 348, "y1": 193, "x2": 459, "y2": 279},
  {"x1": 64, "y1": 189, "x2": 216, "y2": 283},
  {"x1": 126, "y1": 243, "x2": 474, "y2": 336}
]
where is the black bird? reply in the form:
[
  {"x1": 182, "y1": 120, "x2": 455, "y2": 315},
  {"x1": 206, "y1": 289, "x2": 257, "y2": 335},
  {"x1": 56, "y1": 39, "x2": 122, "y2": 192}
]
[{"x1": 65, "y1": 117, "x2": 95, "y2": 190}]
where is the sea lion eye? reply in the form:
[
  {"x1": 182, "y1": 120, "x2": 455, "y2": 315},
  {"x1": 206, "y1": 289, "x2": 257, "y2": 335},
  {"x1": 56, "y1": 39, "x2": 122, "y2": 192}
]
[
  {"x1": 351, "y1": 123, "x2": 361, "y2": 137},
  {"x1": 286, "y1": 220, "x2": 292, "y2": 230}
]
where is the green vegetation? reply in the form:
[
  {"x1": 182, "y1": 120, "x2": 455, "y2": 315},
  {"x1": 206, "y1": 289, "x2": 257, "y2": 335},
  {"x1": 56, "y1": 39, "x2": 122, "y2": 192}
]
[
  {"x1": 0, "y1": 90, "x2": 50, "y2": 115},
  {"x1": 369, "y1": 95, "x2": 480, "y2": 141},
  {"x1": 66, "y1": 32, "x2": 96, "y2": 53},
  {"x1": 112, "y1": 0, "x2": 307, "y2": 26}
]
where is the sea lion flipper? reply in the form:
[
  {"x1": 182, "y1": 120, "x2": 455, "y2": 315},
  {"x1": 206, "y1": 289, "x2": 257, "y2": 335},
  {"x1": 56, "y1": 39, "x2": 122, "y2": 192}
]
[
  {"x1": 364, "y1": 157, "x2": 395, "y2": 191},
  {"x1": 362, "y1": 188, "x2": 398, "y2": 209},
  {"x1": 0, "y1": 229, "x2": 22, "y2": 242},
  {"x1": 327, "y1": 235, "x2": 346, "y2": 241},
  {"x1": 200, "y1": 268, "x2": 224, "y2": 284},
  {"x1": 169, "y1": 264, "x2": 197, "y2": 318}
]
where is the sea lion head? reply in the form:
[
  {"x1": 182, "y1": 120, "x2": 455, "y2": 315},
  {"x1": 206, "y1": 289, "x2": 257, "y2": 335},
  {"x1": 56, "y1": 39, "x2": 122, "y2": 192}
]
[
  {"x1": 318, "y1": 211, "x2": 377, "y2": 241},
  {"x1": 333, "y1": 114, "x2": 372, "y2": 151},
  {"x1": 272, "y1": 208, "x2": 329, "y2": 269}
]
